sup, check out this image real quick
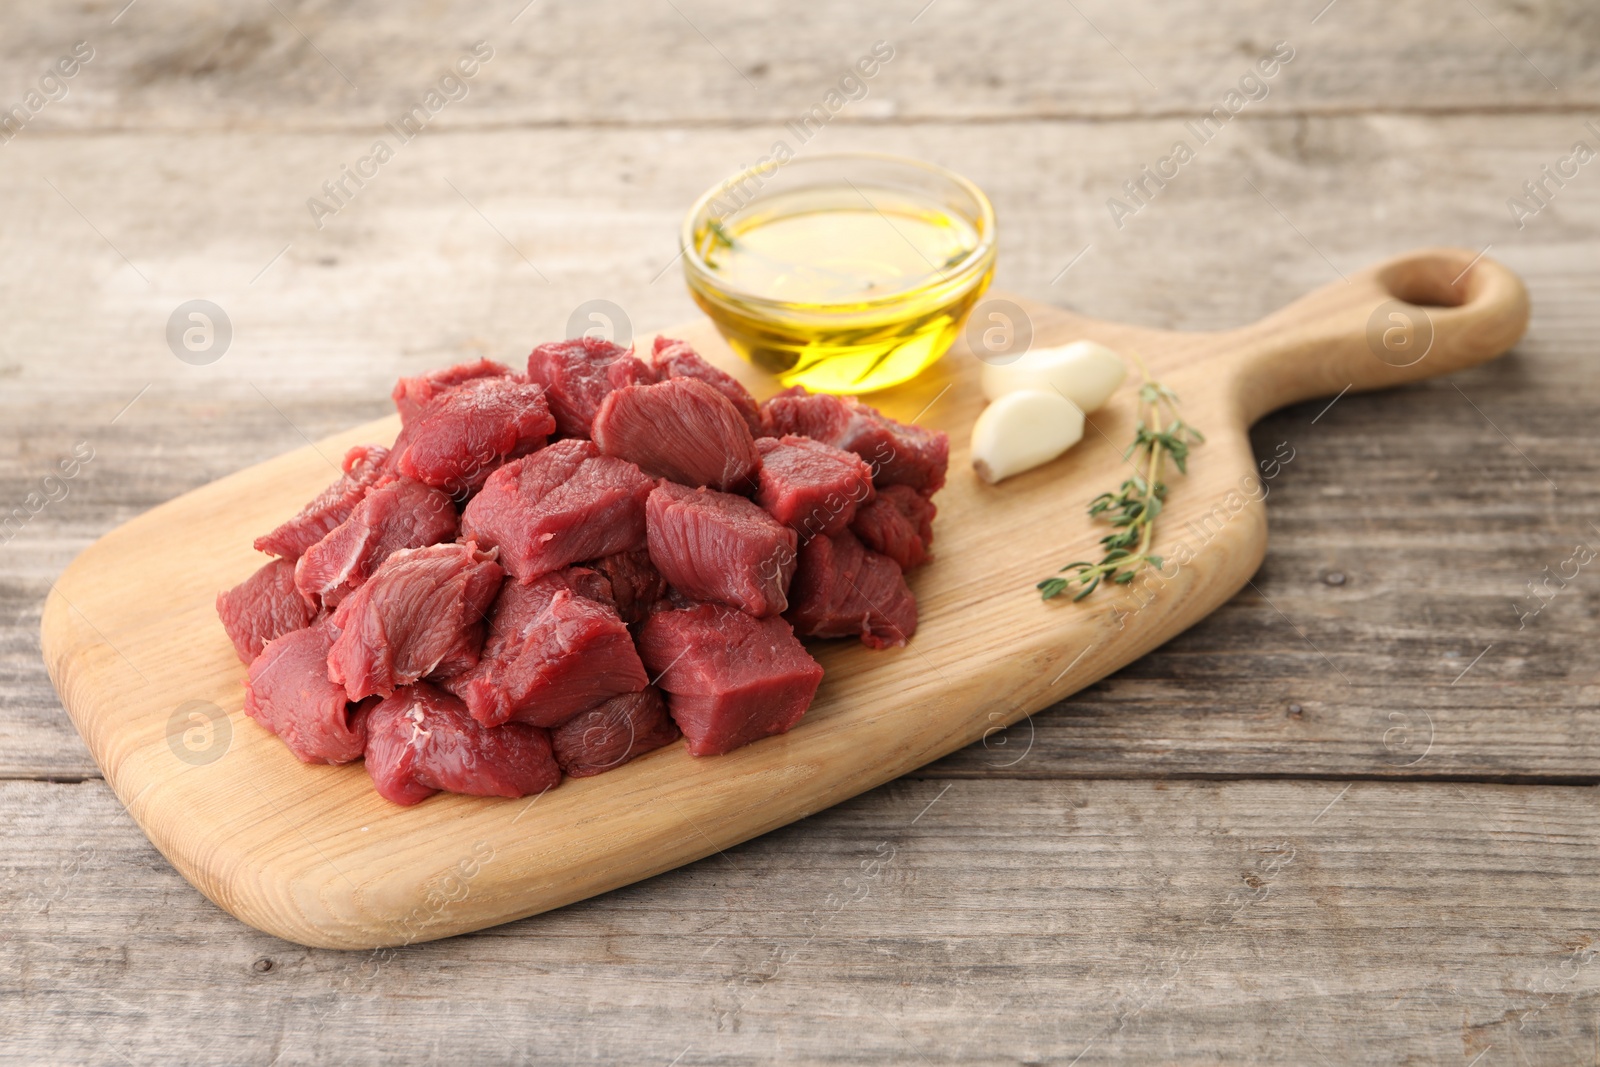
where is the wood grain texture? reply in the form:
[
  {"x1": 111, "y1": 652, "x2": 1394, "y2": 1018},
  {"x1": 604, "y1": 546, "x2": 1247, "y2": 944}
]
[
  {"x1": 39, "y1": 251, "x2": 1527, "y2": 948},
  {"x1": 5, "y1": 0, "x2": 1600, "y2": 1057},
  {"x1": 5, "y1": 776, "x2": 1599, "y2": 1065},
  {"x1": 4, "y1": 113, "x2": 1598, "y2": 787},
  {"x1": 2, "y1": 0, "x2": 1595, "y2": 133}
]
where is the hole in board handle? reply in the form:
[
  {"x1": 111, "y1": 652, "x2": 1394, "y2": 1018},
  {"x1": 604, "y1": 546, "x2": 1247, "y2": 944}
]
[{"x1": 1376, "y1": 251, "x2": 1479, "y2": 309}]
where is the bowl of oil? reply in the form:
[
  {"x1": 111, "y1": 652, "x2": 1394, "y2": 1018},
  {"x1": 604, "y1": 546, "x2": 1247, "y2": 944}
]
[{"x1": 680, "y1": 152, "x2": 996, "y2": 394}]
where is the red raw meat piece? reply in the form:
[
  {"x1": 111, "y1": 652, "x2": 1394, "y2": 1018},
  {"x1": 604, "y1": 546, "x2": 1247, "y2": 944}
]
[
  {"x1": 761, "y1": 390, "x2": 949, "y2": 493},
  {"x1": 216, "y1": 557, "x2": 317, "y2": 664},
  {"x1": 550, "y1": 687, "x2": 681, "y2": 778},
  {"x1": 586, "y1": 548, "x2": 666, "y2": 624},
  {"x1": 294, "y1": 478, "x2": 459, "y2": 609},
  {"x1": 542, "y1": 564, "x2": 615, "y2": 606},
  {"x1": 392, "y1": 359, "x2": 515, "y2": 426},
  {"x1": 592, "y1": 378, "x2": 760, "y2": 492},
  {"x1": 787, "y1": 528, "x2": 917, "y2": 649},
  {"x1": 636, "y1": 602, "x2": 823, "y2": 756},
  {"x1": 363, "y1": 682, "x2": 561, "y2": 806},
  {"x1": 445, "y1": 572, "x2": 649, "y2": 728},
  {"x1": 394, "y1": 377, "x2": 555, "y2": 495},
  {"x1": 525, "y1": 337, "x2": 657, "y2": 438},
  {"x1": 650, "y1": 336, "x2": 762, "y2": 435},
  {"x1": 459, "y1": 438, "x2": 654, "y2": 583},
  {"x1": 244, "y1": 620, "x2": 368, "y2": 763},
  {"x1": 754, "y1": 434, "x2": 875, "y2": 539},
  {"x1": 646, "y1": 481, "x2": 797, "y2": 618},
  {"x1": 327, "y1": 542, "x2": 504, "y2": 701},
  {"x1": 254, "y1": 444, "x2": 390, "y2": 560},
  {"x1": 850, "y1": 483, "x2": 936, "y2": 571}
]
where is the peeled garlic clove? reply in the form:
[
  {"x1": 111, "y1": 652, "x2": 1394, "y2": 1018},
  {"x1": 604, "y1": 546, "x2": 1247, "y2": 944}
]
[
  {"x1": 980, "y1": 339, "x2": 1128, "y2": 411},
  {"x1": 971, "y1": 388, "x2": 1086, "y2": 485}
]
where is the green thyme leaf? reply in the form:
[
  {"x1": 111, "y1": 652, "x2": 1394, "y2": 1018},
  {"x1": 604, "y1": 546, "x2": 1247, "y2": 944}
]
[{"x1": 1038, "y1": 354, "x2": 1202, "y2": 602}]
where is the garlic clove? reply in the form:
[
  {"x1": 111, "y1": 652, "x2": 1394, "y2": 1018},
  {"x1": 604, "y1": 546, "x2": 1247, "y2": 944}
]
[
  {"x1": 979, "y1": 339, "x2": 1128, "y2": 411},
  {"x1": 970, "y1": 388, "x2": 1086, "y2": 485}
]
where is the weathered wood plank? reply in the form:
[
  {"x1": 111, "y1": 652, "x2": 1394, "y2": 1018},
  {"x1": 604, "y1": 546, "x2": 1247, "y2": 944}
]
[
  {"x1": 3, "y1": 114, "x2": 1597, "y2": 781},
  {"x1": 2, "y1": 0, "x2": 1595, "y2": 1055},
  {"x1": 1, "y1": 115, "x2": 1592, "y2": 413},
  {"x1": 1, "y1": 0, "x2": 1594, "y2": 136},
  {"x1": 934, "y1": 378, "x2": 1600, "y2": 782},
  {"x1": 3, "y1": 777, "x2": 1596, "y2": 1063}
]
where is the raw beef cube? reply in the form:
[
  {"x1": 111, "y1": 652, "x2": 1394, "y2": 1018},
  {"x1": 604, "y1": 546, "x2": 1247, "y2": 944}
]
[
  {"x1": 526, "y1": 337, "x2": 657, "y2": 438},
  {"x1": 550, "y1": 687, "x2": 681, "y2": 778},
  {"x1": 754, "y1": 434, "x2": 875, "y2": 539},
  {"x1": 651, "y1": 336, "x2": 762, "y2": 435},
  {"x1": 327, "y1": 542, "x2": 504, "y2": 701},
  {"x1": 446, "y1": 575, "x2": 649, "y2": 728},
  {"x1": 294, "y1": 478, "x2": 459, "y2": 609},
  {"x1": 392, "y1": 359, "x2": 515, "y2": 426},
  {"x1": 465, "y1": 563, "x2": 614, "y2": 618},
  {"x1": 636, "y1": 603, "x2": 824, "y2": 757},
  {"x1": 254, "y1": 444, "x2": 390, "y2": 560},
  {"x1": 244, "y1": 620, "x2": 368, "y2": 764},
  {"x1": 646, "y1": 482, "x2": 797, "y2": 618},
  {"x1": 761, "y1": 391, "x2": 949, "y2": 493},
  {"x1": 543, "y1": 564, "x2": 616, "y2": 607},
  {"x1": 850, "y1": 483, "x2": 937, "y2": 571},
  {"x1": 216, "y1": 557, "x2": 317, "y2": 664},
  {"x1": 446, "y1": 562, "x2": 611, "y2": 615},
  {"x1": 363, "y1": 682, "x2": 561, "y2": 806},
  {"x1": 459, "y1": 438, "x2": 654, "y2": 583},
  {"x1": 394, "y1": 377, "x2": 556, "y2": 495},
  {"x1": 586, "y1": 548, "x2": 666, "y2": 625},
  {"x1": 592, "y1": 378, "x2": 760, "y2": 492},
  {"x1": 787, "y1": 529, "x2": 918, "y2": 649}
]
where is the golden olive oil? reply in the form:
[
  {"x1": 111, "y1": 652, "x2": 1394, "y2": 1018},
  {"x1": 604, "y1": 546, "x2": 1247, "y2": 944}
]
[{"x1": 686, "y1": 184, "x2": 993, "y2": 394}]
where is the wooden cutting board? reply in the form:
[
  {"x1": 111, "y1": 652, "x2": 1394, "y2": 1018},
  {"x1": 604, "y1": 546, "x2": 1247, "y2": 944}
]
[{"x1": 41, "y1": 247, "x2": 1527, "y2": 949}]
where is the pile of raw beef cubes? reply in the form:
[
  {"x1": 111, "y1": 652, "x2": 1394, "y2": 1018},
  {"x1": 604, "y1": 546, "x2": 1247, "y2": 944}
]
[{"x1": 217, "y1": 337, "x2": 946, "y2": 805}]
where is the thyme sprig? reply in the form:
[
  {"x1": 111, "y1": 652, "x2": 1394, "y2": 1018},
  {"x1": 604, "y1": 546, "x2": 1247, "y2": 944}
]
[
  {"x1": 1038, "y1": 353, "x2": 1204, "y2": 602},
  {"x1": 704, "y1": 219, "x2": 737, "y2": 267}
]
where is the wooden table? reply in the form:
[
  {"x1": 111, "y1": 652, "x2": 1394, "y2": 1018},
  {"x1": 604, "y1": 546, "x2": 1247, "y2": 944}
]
[{"x1": 3, "y1": 1, "x2": 1596, "y2": 1062}]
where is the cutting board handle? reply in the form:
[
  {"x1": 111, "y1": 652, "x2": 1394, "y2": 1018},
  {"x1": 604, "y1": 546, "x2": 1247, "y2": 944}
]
[{"x1": 1225, "y1": 246, "x2": 1530, "y2": 424}]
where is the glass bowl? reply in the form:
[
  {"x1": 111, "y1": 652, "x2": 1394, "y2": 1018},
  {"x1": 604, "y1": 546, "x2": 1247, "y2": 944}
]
[{"x1": 681, "y1": 152, "x2": 996, "y2": 394}]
